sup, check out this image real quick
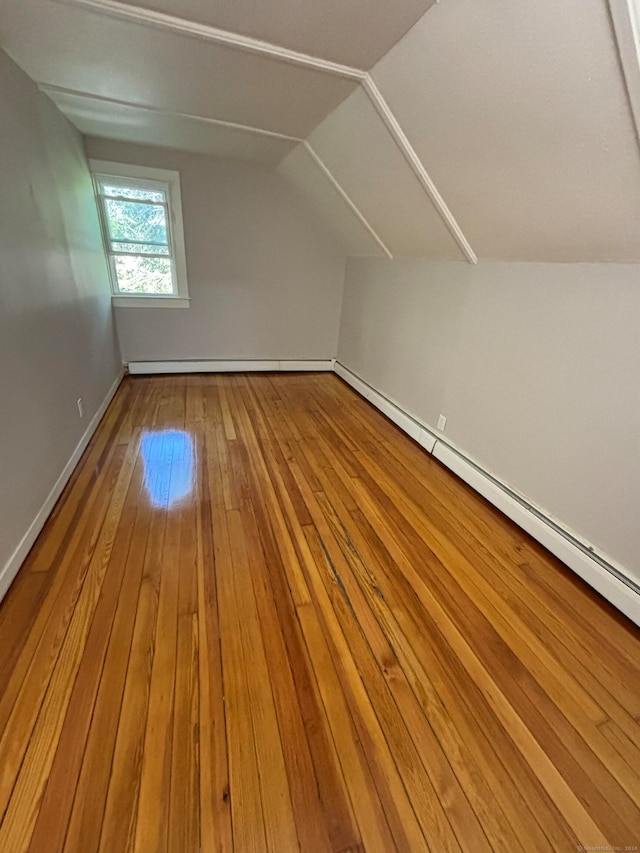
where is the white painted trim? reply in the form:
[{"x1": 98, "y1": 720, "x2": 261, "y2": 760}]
[
  {"x1": 0, "y1": 370, "x2": 124, "y2": 606},
  {"x1": 361, "y1": 77, "x2": 478, "y2": 264},
  {"x1": 55, "y1": 0, "x2": 366, "y2": 81},
  {"x1": 90, "y1": 158, "x2": 181, "y2": 182},
  {"x1": 303, "y1": 143, "x2": 394, "y2": 259},
  {"x1": 112, "y1": 296, "x2": 191, "y2": 308},
  {"x1": 39, "y1": 84, "x2": 303, "y2": 143},
  {"x1": 127, "y1": 359, "x2": 335, "y2": 375},
  {"x1": 334, "y1": 360, "x2": 639, "y2": 627},
  {"x1": 278, "y1": 359, "x2": 336, "y2": 372},
  {"x1": 609, "y1": 0, "x2": 640, "y2": 150}
]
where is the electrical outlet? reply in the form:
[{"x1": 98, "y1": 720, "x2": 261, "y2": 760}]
[
  {"x1": 437, "y1": 414, "x2": 447, "y2": 431},
  {"x1": 77, "y1": 397, "x2": 84, "y2": 419}
]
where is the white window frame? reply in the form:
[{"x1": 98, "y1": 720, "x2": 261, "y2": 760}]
[{"x1": 90, "y1": 160, "x2": 190, "y2": 308}]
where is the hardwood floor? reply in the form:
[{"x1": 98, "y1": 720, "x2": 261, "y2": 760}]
[{"x1": 0, "y1": 372, "x2": 639, "y2": 852}]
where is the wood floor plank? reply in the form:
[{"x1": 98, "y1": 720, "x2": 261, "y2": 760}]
[
  {"x1": 197, "y1": 425, "x2": 233, "y2": 853},
  {"x1": 0, "y1": 373, "x2": 638, "y2": 852},
  {"x1": 211, "y1": 433, "x2": 268, "y2": 853},
  {"x1": 168, "y1": 500, "x2": 200, "y2": 853}
]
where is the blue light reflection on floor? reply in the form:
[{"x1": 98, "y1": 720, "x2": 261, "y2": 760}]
[{"x1": 140, "y1": 430, "x2": 194, "y2": 508}]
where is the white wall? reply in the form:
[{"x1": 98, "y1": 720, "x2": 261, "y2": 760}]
[
  {"x1": 84, "y1": 138, "x2": 347, "y2": 364},
  {"x1": 338, "y1": 258, "x2": 640, "y2": 582},
  {"x1": 0, "y1": 51, "x2": 122, "y2": 594}
]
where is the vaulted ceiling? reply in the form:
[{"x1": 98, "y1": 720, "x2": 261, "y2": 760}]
[{"x1": 2, "y1": 0, "x2": 640, "y2": 262}]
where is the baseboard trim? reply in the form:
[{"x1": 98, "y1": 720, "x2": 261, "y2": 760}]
[
  {"x1": 127, "y1": 359, "x2": 336, "y2": 375},
  {"x1": 334, "y1": 360, "x2": 640, "y2": 627},
  {"x1": 0, "y1": 369, "x2": 125, "y2": 605}
]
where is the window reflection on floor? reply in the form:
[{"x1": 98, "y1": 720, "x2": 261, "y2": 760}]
[{"x1": 140, "y1": 430, "x2": 194, "y2": 508}]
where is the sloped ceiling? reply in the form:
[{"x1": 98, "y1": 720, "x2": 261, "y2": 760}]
[
  {"x1": 370, "y1": 0, "x2": 640, "y2": 262},
  {"x1": 1, "y1": 0, "x2": 640, "y2": 262}
]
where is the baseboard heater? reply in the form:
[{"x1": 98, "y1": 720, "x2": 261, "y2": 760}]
[{"x1": 127, "y1": 359, "x2": 336, "y2": 374}]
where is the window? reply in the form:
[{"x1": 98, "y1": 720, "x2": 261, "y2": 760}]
[{"x1": 91, "y1": 160, "x2": 189, "y2": 308}]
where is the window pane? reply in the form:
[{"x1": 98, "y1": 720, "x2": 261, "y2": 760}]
[
  {"x1": 112, "y1": 241, "x2": 170, "y2": 255},
  {"x1": 102, "y1": 184, "x2": 165, "y2": 203},
  {"x1": 105, "y1": 198, "x2": 168, "y2": 246},
  {"x1": 114, "y1": 256, "x2": 174, "y2": 295}
]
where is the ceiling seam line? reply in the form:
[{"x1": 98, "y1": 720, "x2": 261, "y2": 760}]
[
  {"x1": 303, "y1": 143, "x2": 394, "y2": 259},
  {"x1": 361, "y1": 75, "x2": 477, "y2": 264},
  {"x1": 37, "y1": 84, "x2": 304, "y2": 142}
]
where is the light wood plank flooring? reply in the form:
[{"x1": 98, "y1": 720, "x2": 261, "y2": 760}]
[{"x1": 0, "y1": 373, "x2": 639, "y2": 852}]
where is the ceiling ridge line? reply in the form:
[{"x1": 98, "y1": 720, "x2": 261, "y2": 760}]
[
  {"x1": 38, "y1": 83, "x2": 391, "y2": 258},
  {"x1": 302, "y1": 142, "x2": 394, "y2": 259},
  {"x1": 54, "y1": 0, "x2": 367, "y2": 80},
  {"x1": 361, "y1": 75, "x2": 478, "y2": 264},
  {"x1": 37, "y1": 84, "x2": 304, "y2": 142}
]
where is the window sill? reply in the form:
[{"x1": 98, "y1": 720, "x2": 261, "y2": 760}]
[{"x1": 112, "y1": 296, "x2": 191, "y2": 309}]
